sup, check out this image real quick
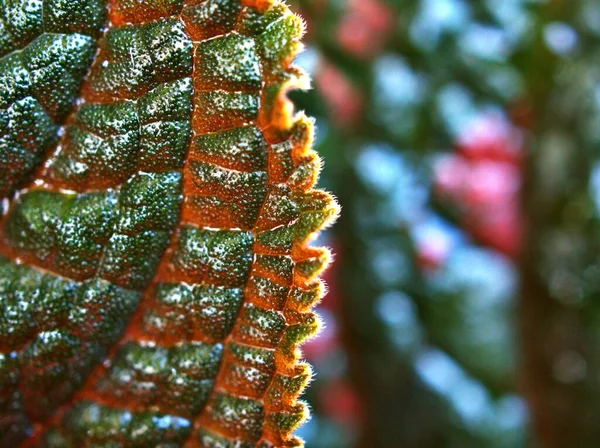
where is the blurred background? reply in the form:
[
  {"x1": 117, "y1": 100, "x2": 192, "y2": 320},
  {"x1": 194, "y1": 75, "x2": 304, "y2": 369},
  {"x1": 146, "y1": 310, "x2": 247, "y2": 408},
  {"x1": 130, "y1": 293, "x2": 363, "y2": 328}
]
[{"x1": 284, "y1": 0, "x2": 600, "y2": 447}]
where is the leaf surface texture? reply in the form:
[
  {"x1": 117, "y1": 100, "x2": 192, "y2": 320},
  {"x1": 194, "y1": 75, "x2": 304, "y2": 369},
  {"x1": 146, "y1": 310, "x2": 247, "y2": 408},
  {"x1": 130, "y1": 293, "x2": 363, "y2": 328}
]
[{"x1": 0, "y1": 0, "x2": 338, "y2": 446}]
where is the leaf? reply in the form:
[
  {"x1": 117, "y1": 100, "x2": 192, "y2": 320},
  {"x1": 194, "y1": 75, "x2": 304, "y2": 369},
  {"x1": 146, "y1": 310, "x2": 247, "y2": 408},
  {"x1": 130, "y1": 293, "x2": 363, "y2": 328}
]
[{"x1": 0, "y1": 0, "x2": 338, "y2": 446}]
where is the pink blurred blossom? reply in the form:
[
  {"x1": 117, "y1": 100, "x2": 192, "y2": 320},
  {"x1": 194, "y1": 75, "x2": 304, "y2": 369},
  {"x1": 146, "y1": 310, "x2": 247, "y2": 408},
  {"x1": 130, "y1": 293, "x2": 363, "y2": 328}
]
[
  {"x1": 434, "y1": 115, "x2": 524, "y2": 258},
  {"x1": 336, "y1": 0, "x2": 394, "y2": 59},
  {"x1": 320, "y1": 378, "x2": 362, "y2": 427},
  {"x1": 315, "y1": 62, "x2": 363, "y2": 127}
]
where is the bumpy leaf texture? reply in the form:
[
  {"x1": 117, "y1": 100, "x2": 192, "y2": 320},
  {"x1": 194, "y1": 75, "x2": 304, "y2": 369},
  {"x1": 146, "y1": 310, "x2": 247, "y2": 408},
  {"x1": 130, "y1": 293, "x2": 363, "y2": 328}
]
[{"x1": 0, "y1": 0, "x2": 338, "y2": 446}]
